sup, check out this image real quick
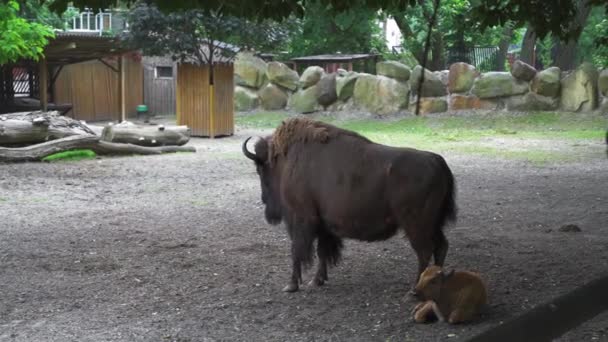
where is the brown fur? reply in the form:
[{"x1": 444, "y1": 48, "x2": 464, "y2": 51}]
[
  {"x1": 269, "y1": 117, "x2": 370, "y2": 162},
  {"x1": 243, "y1": 117, "x2": 457, "y2": 293},
  {"x1": 413, "y1": 265, "x2": 487, "y2": 324}
]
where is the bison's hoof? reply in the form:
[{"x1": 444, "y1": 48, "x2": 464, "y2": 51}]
[
  {"x1": 308, "y1": 277, "x2": 325, "y2": 287},
  {"x1": 282, "y1": 283, "x2": 299, "y2": 292}
]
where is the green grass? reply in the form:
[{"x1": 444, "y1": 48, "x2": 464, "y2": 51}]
[
  {"x1": 235, "y1": 111, "x2": 606, "y2": 164},
  {"x1": 42, "y1": 149, "x2": 97, "y2": 162}
]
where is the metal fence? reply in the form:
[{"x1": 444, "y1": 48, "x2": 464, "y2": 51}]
[{"x1": 447, "y1": 46, "x2": 500, "y2": 72}]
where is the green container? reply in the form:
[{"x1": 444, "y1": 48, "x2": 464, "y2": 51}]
[{"x1": 136, "y1": 104, "x2": 148, "y2": 113}]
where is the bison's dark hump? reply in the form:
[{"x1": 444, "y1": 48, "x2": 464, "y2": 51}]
[{"x1": 271, "y1": 117, "x2": 371, "y2": 158}]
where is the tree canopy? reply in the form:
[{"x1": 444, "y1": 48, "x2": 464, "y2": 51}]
[
  {"x1": 0, "y1": 0, "x2": 55, "y2": 65},
  {"x1": 35, "y1": 0, "x2": 607, "y2": 41}
]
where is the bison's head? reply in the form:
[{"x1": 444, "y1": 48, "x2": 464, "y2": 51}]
[
  {"x1": 414, "y1": 265, "x2": 454, "y2": 300},
  {"x1": 243, "y1": 137, "x2": 283, "y2": 225}
]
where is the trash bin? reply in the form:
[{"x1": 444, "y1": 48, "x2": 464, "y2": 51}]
[{"x1": 136, "y1": 104, "x2": 149, "y2": 123}]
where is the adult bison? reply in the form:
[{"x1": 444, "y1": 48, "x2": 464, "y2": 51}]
[{"x1": 243, "y1": 117, "x2": 457, "y2": 293}]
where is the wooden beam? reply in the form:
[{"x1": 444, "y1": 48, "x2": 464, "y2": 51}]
[
  {"x1": 118, "y1": 54, "x2": 126, "y2": 122},
  {"x1": 39, "y1": 57, "x2": 48, "y2": 112}
]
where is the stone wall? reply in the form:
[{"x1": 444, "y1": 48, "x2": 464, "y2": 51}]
[{"x1": 234, "y1": 52, "x2": 608, "y2": 115}]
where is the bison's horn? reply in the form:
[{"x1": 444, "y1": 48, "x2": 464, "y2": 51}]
[{"x1": 242, "y1": 137, "x2": 259, "y2": 162}]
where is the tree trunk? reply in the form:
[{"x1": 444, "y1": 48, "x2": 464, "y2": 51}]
[
  {"x1": 0, "y1": 111, "x2": 96, "y2": 146},
  {"x1": 430, "y1": 32, "x2": 445, "y2": 71},
  {"x1": 0, "y1": 135, "x2": 196, "y2": 163},
  {"x1": 101, "y1": 121, "x2": 191, "y2": 146},
  {"x1": 496, "y1": 23, "x2": 514, "y2": 71},
  {"x1": 520, "y1": 27, "x2": 537, "y2": 65},
  {"x1": 553, "y1": 0, "x2": 593, "y2": 70}
]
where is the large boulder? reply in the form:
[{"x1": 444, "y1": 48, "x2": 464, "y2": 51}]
[
  {"x1": 435, "y1": 70, "x2": 450, "y2": 87},
  {"x1": 234, "y1": 86, "x2": 259, "y2": 112},
  {"x1": 317, "y1": 73, "x2": 338, "y2": 107},
  {"x1": 336, "y1": 72, "x2": 360, "y2": 101},
  {"x1": 410, "y1": 97, "x2": 448, "y2": 115},
  {"x1": 234, "y1": 52, "x2": 268, "y2": 89},
  {"x1": 506, "y1": 93, "x2": 559, "y2": 111},
  {"x1": 376, "y1": 61, "x2": 411, "y2": 82},
  {"x1": 510, "y1": 60, "x2": 537, "y2": 82},
  {"x1": 560, "y1": 63, "x2": 599, "y2": 112},
  {"x1": 531, "y1": 67, "x2": 561, "y2": 98},
  {"x1": 267, "y1": 62, "x2": 299, "y2": 91},
  {"x1": 448, "y1": 63, "x2": 477, "y2": 94},
  {"x1": 471, "y1": 72, "x2": 529, "y2": 99},
  {"x1": 259, "y1": 84, "x2": 288, "y2": 110},
  {"x1": 290, "y1": 85, "x2": 320, "y2": 114},
  {"x1": 300, "y1": 66, "x2": 325, "y2": 89},
  {"x1": 449, "y1": 94, "x2": 499, "y2": 111},
  {"x1": 598, "y1": 69, "x2": 608, "y2": 97},
  {"x1": 353, "y1": 74, "x2": 410, "y2": 115},
  {"x1": 410, "y1": 66, "x2": 447, "y2": 97}
]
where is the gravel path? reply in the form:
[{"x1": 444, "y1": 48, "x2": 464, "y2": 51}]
[{"x1": 1, "y1": 125, "x2": 607, "y2": 342}]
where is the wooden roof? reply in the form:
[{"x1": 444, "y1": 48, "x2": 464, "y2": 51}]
[
  {"x1": 290, "y1": 53, "x2": 381, "y2": 63},
  {"x1": 40, "y1": 32, "x2": 136, "y2": 66}
]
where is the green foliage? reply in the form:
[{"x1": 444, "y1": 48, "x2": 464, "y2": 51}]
[
  {"x1": 0, "y1": 0, "x2": 55, "y2": 65},
  {"x1": 576, "y1": 5, "x2": 608, "y2": 68},
  {"x1": 42, "y1": 149, "x2": 97, "y2": 162},
  {"x1": 285, "y1": 0, "x2": 387, "y2": 58}
]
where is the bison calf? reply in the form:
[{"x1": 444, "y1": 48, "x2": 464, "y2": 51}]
[{"x1": 412, "y1": 265, "x2": 487, "y2": 324}]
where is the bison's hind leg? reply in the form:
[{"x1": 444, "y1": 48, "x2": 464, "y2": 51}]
[
  {"x1": 309, "y1": 228, "x2": 343, "y2": 287},
  {"x1": 433, "y1": 229, "x2": 449, "y2": 267},
  {"x1": 284, "y1": 218, "x2": 317, "y2": 293}
]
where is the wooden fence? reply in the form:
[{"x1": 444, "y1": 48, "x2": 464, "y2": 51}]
[
  {"x1": 142, "y1": 56, "x2": 176, "y2": 116},
  {"x1": 176, "y1": 63, "x2": 234, "y2": 138},
  {"x1": 54, "y1": 56, "x2": 143, "y2": 122}
]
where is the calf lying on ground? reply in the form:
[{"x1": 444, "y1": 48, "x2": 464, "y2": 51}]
[{"x1": 412, "y1": 265, "x2": 487, "y2": 324}]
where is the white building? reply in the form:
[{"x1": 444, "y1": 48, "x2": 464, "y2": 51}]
[{"x1": 379, "y1": 17, "x2": 403, "y2": 52}]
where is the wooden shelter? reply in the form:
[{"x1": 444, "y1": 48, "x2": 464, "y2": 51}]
[
  {"x1": 289, "y1": 53, "x2": 381, "y2": 74},
  {"x1": 176, "y1": 43, "x2": 236, "y2": 138},
  {"x1": 0, "y1": 32, "x2": 142, "y2": 122}
]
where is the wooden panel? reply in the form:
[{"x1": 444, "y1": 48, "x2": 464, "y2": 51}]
[
  {"x1": 53, "y1": 56, "x2": 143, "y2": 122},
  {"x1": 177, "y1": 63, "x2": 210, "y2": 137},
  {"x1": 143, "y1": 57, "x2": 175, "y2": 116},
  {"x1": 176, "y1": 63, "x2": 234, "y2": 138},
  {"x1": 213, "y1": 64, "x2": 234, "y2": 137}
]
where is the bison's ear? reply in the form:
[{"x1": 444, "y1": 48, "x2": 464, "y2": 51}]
[{"x1": 254, "y1": 137, "x2": 270, "y2": 163}]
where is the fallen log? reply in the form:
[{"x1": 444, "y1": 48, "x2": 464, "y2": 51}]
[
  {"x1": 0, "y1": 134, "x2": 196, "y2": 163},
  {"x1": 0, "y1": 111, "x2": 96, "y2": 146},
  {"x1": 101, "y1": 121, "x2": 191, "y2": 146}
]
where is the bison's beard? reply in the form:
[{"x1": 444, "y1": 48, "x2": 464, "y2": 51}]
[{"x1": 264, "y1": 205, "x2": 282, "y2": 225}]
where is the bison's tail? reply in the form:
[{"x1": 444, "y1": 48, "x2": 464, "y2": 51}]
[{"x1": 437, "y1": 158, "x2": 458, "y2": 231}]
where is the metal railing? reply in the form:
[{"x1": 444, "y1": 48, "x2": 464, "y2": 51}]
[{"x1": 67, "y1": 7, "x2": 113, "y2": 36}]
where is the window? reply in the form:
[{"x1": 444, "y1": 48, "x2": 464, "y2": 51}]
[{"x1": 155, "y1": 66, "x2": 173, "y2": 78}]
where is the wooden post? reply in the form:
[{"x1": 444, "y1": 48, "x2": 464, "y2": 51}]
[
  {"x1": 39, "y1": 57, "x2": 48, "y2": 112},
  {"x1": 119, "y1": 54, "x2": 126, "y2": 122},
  {"x1": 209, "y1": 83, "x2": 215, "y2": 138},
  {"x1": 175, "y1": 63, "x2": 181, "y2": 125}
]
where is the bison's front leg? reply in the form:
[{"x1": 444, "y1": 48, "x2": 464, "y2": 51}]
[{"x1": 283, "y1": 250, "x2": 302, "y2": 292}]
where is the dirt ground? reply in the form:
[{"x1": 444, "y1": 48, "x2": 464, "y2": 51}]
[{"x1": 1, "y1": 122, "x2": 607, "y2": 342}]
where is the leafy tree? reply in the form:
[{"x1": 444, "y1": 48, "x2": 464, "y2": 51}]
[
  {"x1": 0, "y1": 0, "x2": 55, "y2": 65},
  {"x1": 286, "y1": 0, "x2": 387, "y2": 58},
  {"x1": 122, "y1": 2, "x2": 292, "y2": 67},
  {"x1": 39, "y1": 0, "x2": 605, "y2": 42}
]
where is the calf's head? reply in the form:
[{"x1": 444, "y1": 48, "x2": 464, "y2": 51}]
[
  {"x1": 414, "y1": 265, "x2": 454, "y2": 300},
  {"x1": 243, "y1": 137, "x2": 283, "y2": 225}
]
